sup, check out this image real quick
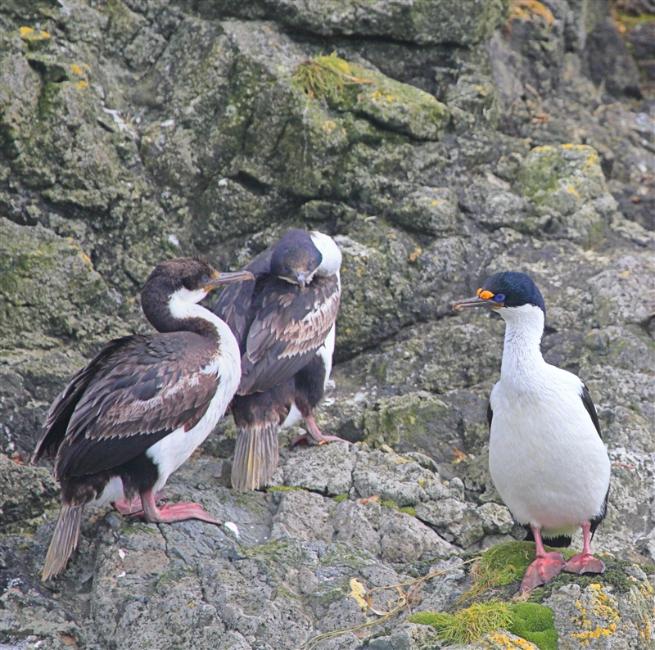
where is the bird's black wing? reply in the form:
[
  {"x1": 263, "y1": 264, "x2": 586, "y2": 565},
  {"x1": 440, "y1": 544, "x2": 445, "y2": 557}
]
[
  {"x1": 238, "y1": 274, "x2": 340, "y2": 395},
  {"x1": 579, "y1": 382, "x2": 609, "y2": 535},
  {"x1": 486, "y1": 402, "x2": 493, "y2": 428},
  {"x1": 581, "y1": 383, "x2": 602, "y2": 439},
  {"x1": 209, "y1": 247, "x2": 274, "y2": 350},
  {"x1": 38, "y1": 334, "x2": 221, "y2": 480}
]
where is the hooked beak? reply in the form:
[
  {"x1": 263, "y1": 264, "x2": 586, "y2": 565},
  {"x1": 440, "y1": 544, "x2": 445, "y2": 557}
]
[
  {"x1": 295, "y1": 271, "x2": 308, "y2": 288},
  {"x1": 205, "y1": 270, "x2": 254, "y2": 291},
  {"x1": 452, "y1": 296, "x2": 494, "y2": 312}
]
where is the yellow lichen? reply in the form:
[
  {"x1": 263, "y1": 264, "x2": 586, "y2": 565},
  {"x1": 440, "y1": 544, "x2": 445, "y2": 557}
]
[
  {"x1": 486, "y1": 631, "x2": 535, "y2": 649},
  {"x1": 509, "y1": 0, "x2": 555, "y2": 26},
  {"x1": 408, "y1": 246, "x2": 422, "y2": 263},
  {"x1": 19, "y1": 26, "x2": 51, "y2": 41},
  {"x1": 322, "y1": 120, "x2": 337, "y2": 134},
  {"x1": 349, "y1": 577, "x2": 368, "y2": 611},
  {"x1": 76, "y1": 80, "x2": 89, "y2": 90},
  {"x1": 570, "y1": 583, "x2": 620, "y2": 644},
  {"x1": 78, "y1": 250, "x2": 93, "y2": 268},
  {"x1": 70, "y1": 63, "x2": 87, "y2": 76}
]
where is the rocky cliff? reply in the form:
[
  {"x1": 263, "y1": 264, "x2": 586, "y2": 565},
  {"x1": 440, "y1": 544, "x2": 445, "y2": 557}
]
[{"x1": 1, "y1": 0, "x2": 654, "y2": 648}]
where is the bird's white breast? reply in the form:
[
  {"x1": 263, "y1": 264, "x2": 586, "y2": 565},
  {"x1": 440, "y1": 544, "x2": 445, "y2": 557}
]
[
  {"x1": 146, "y1": 309, "x2": 242, "y2": 491},
  {"x1": 489, "y1": 364, "x2": 610, "y2": 534}
]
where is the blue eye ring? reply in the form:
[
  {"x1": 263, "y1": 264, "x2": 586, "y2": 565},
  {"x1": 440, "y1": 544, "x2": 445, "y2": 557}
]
[{"x1": 493, "y1": 293, "x2": 506, "y2": 303}]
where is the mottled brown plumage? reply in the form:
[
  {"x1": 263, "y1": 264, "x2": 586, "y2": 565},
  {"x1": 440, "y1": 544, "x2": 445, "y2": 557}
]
[
  {"x1": 211, "y1": 229, "x2": 343, "y2": 491},
  {"x1": 32, "y1": 258, "x2": 251, "y2": 580}
]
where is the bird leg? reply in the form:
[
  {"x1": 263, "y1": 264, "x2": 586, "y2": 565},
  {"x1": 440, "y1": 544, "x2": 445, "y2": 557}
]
[
  {"x1": 291, "y1": 414, "x2": 348, "y2": 446},
  {"x1": 138, "y1": 489, "x2": 220, "y2": 525},
  {"x1": 520, "y1": 526, "x2": 565, "y2": 593},
  {"x1": 563, "y1": 522, "x2": 605, "y2": 575},
  {"x1": 113, "y1": 491, "x2": 167, "y2": 516}
]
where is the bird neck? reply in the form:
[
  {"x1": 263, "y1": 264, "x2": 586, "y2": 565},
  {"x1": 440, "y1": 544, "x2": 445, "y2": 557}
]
[
  {"x1": 143, "y1": 287, "x2": 235, "y2": 352},
  {"x1": 499, "y1": 306, "x2": 546, "y2": 383}
]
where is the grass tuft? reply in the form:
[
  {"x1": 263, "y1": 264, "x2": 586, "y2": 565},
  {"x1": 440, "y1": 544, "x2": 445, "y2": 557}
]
[{"x1": 409, "y1": 601, "x2": 513, "y2": 644}]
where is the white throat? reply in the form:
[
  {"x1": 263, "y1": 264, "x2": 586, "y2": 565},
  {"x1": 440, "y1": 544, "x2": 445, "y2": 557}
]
[
  {"x1": 311, "y1": 231, "x2": 342, "y2": 276},
  {"x1": 498, "y1": 304, "x2": 546, "y2": 383},
  {"x1": 167, "y1": 288, "x2": 240, "y2": 361}
]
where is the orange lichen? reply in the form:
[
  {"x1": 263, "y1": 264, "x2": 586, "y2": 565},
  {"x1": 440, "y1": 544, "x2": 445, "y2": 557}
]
[
  {"x1": 509, "y1": 0, "x2": 555, "y2": 26},
  {"x1": 487, "y1": 631, "x2": 535, "y2": 649},
  {"x1": 408, "y1": 246, "x2": 422, "y2": 263}
]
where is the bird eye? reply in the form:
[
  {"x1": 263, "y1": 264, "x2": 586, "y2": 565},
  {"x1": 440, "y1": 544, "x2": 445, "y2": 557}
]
[{"x1": 494, "y1": 293, "x2": 506, "y2": 302}]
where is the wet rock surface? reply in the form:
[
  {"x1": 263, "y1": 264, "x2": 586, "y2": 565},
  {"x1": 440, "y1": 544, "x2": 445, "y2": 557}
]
[{"x1": 1, "y1": 0, "x2": 654, "y2": 648}]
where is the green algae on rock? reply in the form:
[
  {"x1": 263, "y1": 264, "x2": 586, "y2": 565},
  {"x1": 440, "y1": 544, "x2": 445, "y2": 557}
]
[{"x1": 293, "y1": 53, "x2": 450, "y2": 140}]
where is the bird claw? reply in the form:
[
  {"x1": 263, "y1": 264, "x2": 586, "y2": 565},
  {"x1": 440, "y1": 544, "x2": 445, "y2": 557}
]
[
  {"x1": 563, "y1": 553, "x2": 605, "y2": 575},
  {"x1": 520, "y1": 552, "x2": 565, "y2": 593},
  {"x1": 291, "y1": 432, "x2": 347, "y2": 447}
]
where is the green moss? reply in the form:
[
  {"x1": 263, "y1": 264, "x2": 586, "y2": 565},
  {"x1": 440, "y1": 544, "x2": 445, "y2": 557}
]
[
  {"x1": 468, "y1": 541, "x2": 536, "y2": 596},
  {"x1": 466, "y1": 541, "x2": 576, "y2": 598},
  {"x1": 615, "y1": 11, "x2": 655, "y2": 30},
  {"x1": 509, "y1": 603, "x2": 558, "y2": 650},
  {"x1": 409, "y1": 601, "x2": 513, "y2": 644},
  {"x1": 333, "y1": 493, "x2": 348, "y2": 503},
  {"x1": 377, "y1": 498, "x2": 417, "y2": 517},
  {"x1": 292, "y1": 53, "x2": 449, "y2": 141},
  {"x1": 266, "y1": 485, "x2": 305, "y2": 493},
  {"x1": 292, "y1": 53, "x2": 371, "y2": 105},
  {"x1": 410, "y1": 601, "x2": 558, "y2": 649}
]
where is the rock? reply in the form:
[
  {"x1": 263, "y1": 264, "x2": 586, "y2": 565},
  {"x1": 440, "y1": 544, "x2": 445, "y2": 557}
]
[
  {"x1": 0, "y1": 0, "x2": 654, "y2": 647},
  {"x1": 183, "y1": 0, "x2": 509, "y2": 46},
  {"x1": 516, "y1": 144, "x2": 614, "y2": 245},
  {"x1": 585, "y1": 19, "x2": 642, "y2": 98}
]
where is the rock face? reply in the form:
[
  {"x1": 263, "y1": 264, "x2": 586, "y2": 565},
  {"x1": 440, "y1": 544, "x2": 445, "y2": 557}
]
[{"x1": 1, "y1": 1, "x2": 654, "y2": 649}]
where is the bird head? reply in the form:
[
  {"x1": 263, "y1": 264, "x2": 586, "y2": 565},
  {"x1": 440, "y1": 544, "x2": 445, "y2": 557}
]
[
  {"x1": 144, "y1": 258, "x2": 254, "y2": 304},
  {"x1": 452, "y1": 271, "x2": 546, "y2": 321},
  {"x1": 270, "y1": 229, "x2": 323, "y2": 288}
]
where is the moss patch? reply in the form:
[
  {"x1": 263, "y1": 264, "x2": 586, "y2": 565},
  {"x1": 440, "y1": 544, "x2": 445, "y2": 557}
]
[
  {"x1": 409, "y1": 601, "x2": 513, "y2": 644},
  {"x1": 292, "y1": 53, "x2": 449, "y2": 140},
  {"x1": 468, "y1": 541, "x2": 536, "y2": 597},
  {"x1": 510, "y1": 602, "x2": 558, "y2": 650},
  {"x1": 266, "y1": 485, "x2": 305, "y2": 493},
  {"x1": 467, "y1": 540, "x2": 576, "y2": 598},
  {"x1": 410, "y1": 601, "x2": 557, "y2": 649},
  {"x1": 333, "y1": 493, "x2": 348, "y2": 503}
]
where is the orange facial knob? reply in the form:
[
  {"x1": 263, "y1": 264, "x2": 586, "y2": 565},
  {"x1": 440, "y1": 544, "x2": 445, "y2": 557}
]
[{"x1": 479, "y1": 290, "x2": 494, "y2": 300}]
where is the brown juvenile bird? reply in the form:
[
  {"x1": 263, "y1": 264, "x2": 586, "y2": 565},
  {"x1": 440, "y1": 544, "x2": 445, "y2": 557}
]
[
  {"x1": 211, "y1": 229, "x2": 344, "y2": 491},
  {"x1": 32, "y1": 258, "x2": 252, "y2": 580}
]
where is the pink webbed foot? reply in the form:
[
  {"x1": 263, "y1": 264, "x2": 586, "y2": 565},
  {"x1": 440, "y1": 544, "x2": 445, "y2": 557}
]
[
  {"x1": 521, "y1": 552, "x2": 565, "y2": 593},
  {"x1": 563, "y1": 553, "x2": 605, "y2": 575},
  {"x1": 139, "y1": 490, "x2": 220, "y2": 525},
  {"x1": 144, "y1": 502, "x2": 220, "y2": 525}
]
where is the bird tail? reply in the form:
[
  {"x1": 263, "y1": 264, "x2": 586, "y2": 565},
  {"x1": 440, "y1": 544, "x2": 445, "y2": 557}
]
[
  {"x1": 41, "y1": 503, "x2": 84, "y2": 581},
  {"x1": 231, "y1": 423, "x2": 279, "y2": 491}
]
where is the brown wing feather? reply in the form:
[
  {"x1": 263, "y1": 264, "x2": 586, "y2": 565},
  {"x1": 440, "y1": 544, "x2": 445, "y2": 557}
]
[
  {"x1": 36, "y1": 333, "x2": 221, "y2": 480},
  {"x1": 238, "y1": 275, "x2": 340, "y2": 395}
]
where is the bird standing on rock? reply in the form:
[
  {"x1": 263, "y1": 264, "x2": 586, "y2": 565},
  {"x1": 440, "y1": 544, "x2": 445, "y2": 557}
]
[
  {"x1": 453, "y1": 271, "x2": 610, "y2": 593},
  {"x1": 211, "y1": 228, "x2": 344, "y2": 491},
  {"x1": 32, "y1": 258, "x2": 253, "y2": 581}
]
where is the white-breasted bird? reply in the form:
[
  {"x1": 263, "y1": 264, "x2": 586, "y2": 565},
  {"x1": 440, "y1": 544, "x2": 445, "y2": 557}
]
[
  {"x1": 32, "y1": 258, "x2": 253, "y2": 580},
  {"x1": 453, "y1": 271, "x2": 610, "y2": 592}
]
